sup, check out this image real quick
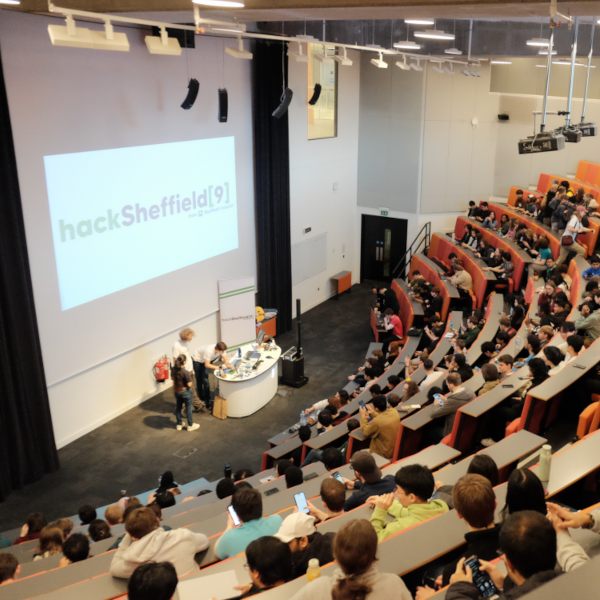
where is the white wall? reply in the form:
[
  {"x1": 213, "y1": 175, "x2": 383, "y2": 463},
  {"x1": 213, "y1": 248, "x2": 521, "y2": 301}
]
[
  {"x1": 288, "y1": 50, "x2": 361, "y2": 315},
  {"x1": 0, "y1": 11, "x2": 255, "y2": 448}
]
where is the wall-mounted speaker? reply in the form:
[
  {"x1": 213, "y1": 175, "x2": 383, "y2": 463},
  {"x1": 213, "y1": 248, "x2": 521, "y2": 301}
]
[
  {"x1": 498, "y1": 113, "x2": 509, "y2": 121},
  {"x1": 272, "y1": 88, "x2": 293, "y2": 119},
  {"x1": 181, "y1": 78, "x2": 199, "y2": 110},
  {"x1": 308, "y1": 83, "x2": 322, "y2": 106},
  {"x1": 219, "y1": 88, "x2": 228, "y2": 123}
]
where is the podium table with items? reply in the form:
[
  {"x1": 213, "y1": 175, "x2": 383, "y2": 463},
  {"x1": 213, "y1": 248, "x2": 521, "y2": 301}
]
[{"x1": 214, "y1": 342, "x2": 281, "y2": 417}]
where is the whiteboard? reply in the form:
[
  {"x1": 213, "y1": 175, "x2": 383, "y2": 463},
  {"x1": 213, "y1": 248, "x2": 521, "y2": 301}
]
[{"x1": 292, "y1": 232, "x2": 328, "y2": 286}]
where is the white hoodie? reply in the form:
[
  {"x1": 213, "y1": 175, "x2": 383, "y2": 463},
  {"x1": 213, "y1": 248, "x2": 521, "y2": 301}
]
[{"x1": 110, "y1": 527, "x2": 209, "y2": 579}]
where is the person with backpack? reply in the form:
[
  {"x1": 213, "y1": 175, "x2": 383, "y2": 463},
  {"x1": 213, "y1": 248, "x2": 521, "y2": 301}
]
[{"x1": 557, "y1": 209, "x2": 594, "y2": 265}]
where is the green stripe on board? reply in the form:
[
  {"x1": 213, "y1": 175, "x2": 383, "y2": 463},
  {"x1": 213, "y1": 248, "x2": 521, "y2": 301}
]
[
  {"x1": 219, "y1": 285, "x2": 255, "y2": 298},
  {"x1": 227, "y1": 339, "x2": 256, "y2": 351},
  {"x1": 220, "y1": 289, "x2": 255, "y2": 300}
]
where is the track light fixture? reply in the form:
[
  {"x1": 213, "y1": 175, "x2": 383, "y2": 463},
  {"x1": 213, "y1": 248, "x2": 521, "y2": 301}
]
[
  {"x1": 527, "y1": 38, "x2": 550, "y2": 47},
  {"x1": 405, "y1": 19, "x2": 434, "y2": 25},
  {"x1": 181, "y1": 78, "x2": 199, "y2": 109},
  {"x1": 432, "y1": 62, "x2": 445, "y2": 73},
  {"x1": 48, "y1": 15, "x2": 130, "y2": 51},
  {"x1": 414, "y1": 29, "x2": 455, "y2": 40},
  {"x1": 145, "y1": 26, "x2": 181, "y2": 55},
  {"x1": 315, "y1": 44, "x2": 334, "y2": 64},
  {"x1": 333, "y1": 46, "x2": 353, "y2": 66},
  {"x1": 410, "y1": 60, "x2": 424, "y2": 71},
  {"x1": 445, "y1": 47, "x2": 462, "y2": 55},
  {"x1": 287, "y1": 41, "x2": 309, "y2": 63},
  {"x1": 461, "y1": 68, "x2": 471, "y2": 76},
  {"x1": 308, "y1": 83, "x2": 322, "y2": 105},
  {"x1": 393, "y1": 40, "x2": 421, "y2": 50},
  {"x1": 225, "y1": 36, "x2": 252, "y2": 59},
  {"x1": 444, "y1": 64, "x2": 455, "y2": 74},
  {"x1": 370, "y1": 51, "x2": 388, "y2": 68},
  {"x1": 396, "y1": 56, "x2": 411, "y2": 70}
]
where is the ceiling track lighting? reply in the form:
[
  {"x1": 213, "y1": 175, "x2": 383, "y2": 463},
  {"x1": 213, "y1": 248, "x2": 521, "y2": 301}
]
[
  {"x1": 445, "y1": 48, "x2": 462, "y2": 55},
  {"x1": 315, "y1": 44, "x2": 334, "y2": 64},
  {"x1": 414, "y1": 29, "x2": 455, "y2": 40},
  {"x1": 444, "y1": 63, "x2": 455, "y2": 74},
  {"x1": 333, "y1": 46, "x2": 353, "y2": 66},
  {"x1": 393, "y1": 40, "x2": 421, "y2": 50},
  {"x1": 432, "y1": 62, "x2": 445, "y2": 73},
  {"x1": 396, "y1": 56, "x2": 411, "y2": 70},
  {"x1": 410, "y1": 60, "x2": 423, "y2": 71},
  {"x1": 225, "y1": 36, "x2": 252, "y2": 59},
  {"x1": 471, "y1": 69, "x2": 481, "y2": 77},
  {"x1": 461, "y1": 68, "x2": 471, "y2": 76},
  {"x1": 527, "y1": 37, "x2": 550, "y2": 47},
  {"x1": 539, "y1": 49, "x2": 557, "y2": 55},
  {"x1": 370, "y1": 51, "x2": 388, "y2": 69},
  {"x1": 146, "y1": 26, "x2": 181, "y2": 55},
  {"x1": 48, "y1": 15, "x2": 130, "y2": 51},
  {"x1": 287, "y1": 41, "x2": 309, "y2": 63},
  {"x1": 405, "y1": 19, "x2": 434, "y2": 25}
]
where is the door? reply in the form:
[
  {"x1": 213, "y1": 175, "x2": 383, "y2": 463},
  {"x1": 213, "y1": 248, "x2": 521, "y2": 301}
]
[{"x1": 360, "y1": 215, "x2": 408, "y2": 283}]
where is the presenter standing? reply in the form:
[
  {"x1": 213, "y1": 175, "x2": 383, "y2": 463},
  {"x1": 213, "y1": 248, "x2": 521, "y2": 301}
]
[
  {"x1": 193, "y1": 342, "x2": 231, "y2": 411},
  {"x1": 171, "y1": 355, "x2": 199, "y2": 432},
  {"x1": 172, "y1": 328, "x2": 203, "y2": 412}
]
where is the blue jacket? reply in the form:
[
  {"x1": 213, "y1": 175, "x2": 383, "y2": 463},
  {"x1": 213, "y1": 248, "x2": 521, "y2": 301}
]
[{"x1": 583, "y1": 265, "x2": 600, "y2": 278}]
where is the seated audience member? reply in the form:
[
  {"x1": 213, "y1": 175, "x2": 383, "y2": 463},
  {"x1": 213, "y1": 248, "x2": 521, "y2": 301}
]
[
  {"x1": 369, "y1": 464, "x2": 449, "y2": 542},
  {"x1": 381, "y1": 375, "x2": 401, "y2": 395},
  {"x1": 127, "y1": 562, "x2": 178, "y2": 600},
  {"x1": 88, "y1": 519, "x2": 112, "y2": 542},
  {"x1": 423, "y1": 286, "x2": 444, "y2": 322},
  {"x1": 14, "y1": 512, "x2": 46, "y2": 545},
  {"x1": 0, "y1": 531, "x2": 10, "y2": 550},
  {"x1": 447, "y1": 510, "x2": 587, "y2": 600},
  {"x1": 52, "y1": 518, "x2": 74, "y2": 540},
  {"x1": 316, "y1": 410, "x2": 334, "y2": 434},
  {"x1": 276, "y1": 459, "x2": 294, "y2": 478},
  {"x1": 550, "y1": 299, "x2": 569, "y2": 328},
  {"x1": 428, "y1": 373, "x2": 476, "y2": 444},
  {"x1": 236, "y1": 537, "x2": 292, "y2": 598},
  {"x1": 107, "y1": 500, "x2": 144, "y2": 551},
  {"x1": 285, "y1": 466, "x2": 304, "y2": 490},
  {"x1": 502, "y1": 468, "x2": 547, "y2": 518},
  {"x1": 291, "y1": 425, "x2": 312, "y2": 466},
  {"x1": 420, "y1": 359, "x2": 444, "y2": 390},
  {"x1": 575, "y1": 302, "x2": 600, "y2": 341},
  {"x1": 478, "y1": 363, "x2": 500, "y2": 394},
  {"x1": 450, "y1": 265, "x2": 474, "y2": 303},
  {"x1": 337, "y1": 418, "x2": 360, "y2": 456},
  {"x1": 381, "y1": 308, "x2": 404, "y2": 356},
  {"x1": 60, "y1": 533, "x2": 90, "y2": 567},
  {"x1": 564, "y1": 334, "x2": 585, "y2": 363},
  {"x1": 0, "y1": 553, "x2": 19, "y2": 585},
  {"x1": 307, "y1": 479, "x2": 346, "y2": 523},
  {"x1": 557, "y1": 321, "x2": 576, "y2": 354},
  {"x1": 474, "y1": 342, "x2": 497, "y2": 368},
  {"x1": 516, "y1": 334, "x2": 540, "y2": 365},
  {"x1": 542, "y1": 345, "x2": 565, "y2": 375},
  {"x1": 234, "y1": 468, "x2": 254, "y2": 482},
  {"x1": 400, "y1": 380, "x2": 420, "y2": 403},
  {"x1": 33, "y1": 526, "x2": 63, "y2": 561},
  {"x1": 289, "y1": 519, "x2": 412, "y2": 600},
  {"x1": 360, "y1": 394, "x2": 401, "y2": 457},
  {"x1": 496, "y1": 354, "x2": 514, "y2": 380},
  {"x1": 445, "y1": 354, "x2": 474, "y2": 391},
  {"x1": 437, "y1": 475, "x2": 501, "y2": 587},
  {"x1": 110, "y1": 507, "x2": 209, "y2": 578},
  {"x1": 275, "y1": 512, "x2": 334, "y2": 579},
  {"x1": 481, "y1": 358, "x2": 549, "y2": 446},
  {"x1": 498, "y1": 317, "x2": 516, "y2": 339},
  {"x1": 216, "y1": 477, "x2": 237, "y2": 500},
  {"x1": 384, "y1": 342, "x2": 401, "y2": 367},
  {"x1": 387, "y1": 394, "x2": 401, "y2": 408},
  {"x1": 105, "y1": 505, "x2": 124, "y2": 527},
  {"x1": 458, "y1": 316, "x2": 481, "y2": 348},
  {"x1": 536, "y1": 325, "x2": 554, "y2": 348},
  {"x1": 146, "y1": 503, "x2": 172, "y2": 532},
  {"x1": 343, "y1": 451, "x2": 396, "y2": 512},
  {"x1": 78, "y1": 505, "x2": 97, "y2": 526},
  {"x1": 215, "y1": 488, "x2": 283, "y2": 560},
  {"x1": 321, "y1": 448, "x2": 345, "y2": 471}
]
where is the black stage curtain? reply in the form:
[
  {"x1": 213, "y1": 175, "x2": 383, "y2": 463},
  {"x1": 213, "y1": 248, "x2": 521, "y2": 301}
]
[
  {"x1": 0, "y1": 47, "x2": 59, "y2": 501},
  {"x1": 253, "y1": 41, "x2": 293, "y2": 335}
]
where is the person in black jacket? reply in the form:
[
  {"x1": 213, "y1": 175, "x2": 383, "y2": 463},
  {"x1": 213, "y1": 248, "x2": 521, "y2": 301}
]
[
  {"x1": 341, "y1": 451, "x2": 396, "y2": 511},
  {"x1": 446, "y1": 511, "x2": 560, "y2": 600},
  {"x1": 274, "y1": 512, "x2": 334, "y2": 579},
  {"x1": 383, "y1": 288, "x2": 400, "y2": 315}
]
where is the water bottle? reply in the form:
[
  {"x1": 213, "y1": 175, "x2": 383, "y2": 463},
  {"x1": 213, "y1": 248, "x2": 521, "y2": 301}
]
[
  {"x1": 306, "y1": 558, "x2": 321, "y2": 582},
  {"x1": 538, "y1": 444, "x2": 552, "y2": 482},
  {"x1": 238, "y1": 348, "x2": 242, "y2": 359},
  {"x1": 300, "y1": 412, "x2": 307, "y2": 427}
]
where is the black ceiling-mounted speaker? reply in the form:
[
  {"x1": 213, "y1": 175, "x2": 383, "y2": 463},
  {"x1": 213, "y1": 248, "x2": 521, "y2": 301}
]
[
  {"x1": 272, "y1": 88, "x2": 293, "y2": 119},
  {"x1": 181, "y1": 78, "x2": 199, "y2": 110},
  {"x1": 219, "y1": 88, "x2": 228, "y2": 123},
  {"x1": 498, "y1": 113, "x2": 509, "y2": 121},
  {"x1": 308, "y1": 83, "x2": 322, "y2": 106}
]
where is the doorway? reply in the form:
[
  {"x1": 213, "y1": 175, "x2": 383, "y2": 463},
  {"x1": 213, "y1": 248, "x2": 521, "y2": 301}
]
[{"x1": 360, "y1": 215, "x2": 408, "y2": 283}]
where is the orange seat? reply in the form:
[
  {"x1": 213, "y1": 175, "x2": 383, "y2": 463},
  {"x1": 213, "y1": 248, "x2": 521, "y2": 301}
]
[{"x1": 577, "y1": 402, "x2": 599, "y2": 440}]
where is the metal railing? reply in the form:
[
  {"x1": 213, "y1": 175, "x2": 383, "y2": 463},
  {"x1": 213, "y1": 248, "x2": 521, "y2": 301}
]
[{"x1": 392, "y1": 222, "x2": 431, "y2": 279}]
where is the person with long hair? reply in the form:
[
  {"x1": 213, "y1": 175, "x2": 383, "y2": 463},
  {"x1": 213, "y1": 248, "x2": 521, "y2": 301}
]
[
  {"x1": 400, "y1": 380, "x2": 420, "y2": 403},
  {"x1": 501, "y1": 468, "x2": 547, "y2": 520},
  {"x1": 289, "y1": 519, "x2": 411, "y2": 600},
  {"x1": 33, "y1": 526, "x2": 63, "y2": 561},
  {"x1": 172, "y1": 355, "x2": 199, "y2": 432}
]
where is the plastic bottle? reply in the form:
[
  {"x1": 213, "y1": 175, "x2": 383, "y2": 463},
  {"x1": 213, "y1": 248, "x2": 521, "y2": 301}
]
[
  {"x1": 238, "y1": 348, "x2": 242, "y2": 358},
  {"x1": 538, "y1": 444, "x2": 552, "y2": 482},
  {"x1": 306, "y1": 558, "x2": 321, "y2": 582},
  {"x1": 300, "y1": 412, "x2": 307, "y2": 427}
]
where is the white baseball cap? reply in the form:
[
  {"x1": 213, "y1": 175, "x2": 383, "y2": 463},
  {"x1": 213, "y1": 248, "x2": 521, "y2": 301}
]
[{"x1": 273, "y1": 512, "x2": 316, "y2": 543}]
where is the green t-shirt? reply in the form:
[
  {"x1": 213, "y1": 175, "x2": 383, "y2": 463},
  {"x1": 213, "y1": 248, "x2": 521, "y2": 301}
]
[{"x1": 216, "y1": 515, "x2": 283, "y2": 559}]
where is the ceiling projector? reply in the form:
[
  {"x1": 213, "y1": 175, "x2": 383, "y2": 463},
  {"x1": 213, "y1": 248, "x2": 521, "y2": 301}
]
[
  {"x1": 555, "y1": 126, "x2": 582, "y2": 144},
  {"x1": 579, "y1": 123, "x2": 598, "y2": 137},
  {"x1": 518, "y1": 132, "x2": 565, "y2": 154}
]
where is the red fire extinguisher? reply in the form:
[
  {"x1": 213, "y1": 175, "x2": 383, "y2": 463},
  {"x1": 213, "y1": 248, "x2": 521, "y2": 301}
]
[{"x1": 154, "y1": 356, "x2": 170, "y2": 382}]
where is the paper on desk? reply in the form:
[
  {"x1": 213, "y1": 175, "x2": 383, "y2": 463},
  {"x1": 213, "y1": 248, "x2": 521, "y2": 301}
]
[
  {"x1": 260, "y1": 475, "x2": 275, "y2": 484},
  {"x1": 177, "y1": 569, "x2": 241, "y2": 600}
]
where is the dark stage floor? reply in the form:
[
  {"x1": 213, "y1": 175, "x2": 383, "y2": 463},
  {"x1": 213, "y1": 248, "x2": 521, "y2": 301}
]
[{"x1": 0, "y1": 284, "x2": 376, "y2": 529}]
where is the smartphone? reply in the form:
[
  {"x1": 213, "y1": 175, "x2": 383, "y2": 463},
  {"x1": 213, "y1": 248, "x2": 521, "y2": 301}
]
[
  {"x1": 434, "y1": 394, "x2": 445, "y2": 406},
  {"x1": 501, "y1": 384, "x2": 514, "y2": 388},
  {"x1": 228, "y1": 505, "x2": 241, "y2": 527},
  {"x1": 264, "y1": 487, "x2": 279, "y2": 496},
  {"x1": 573, "y1": 364, "x2": 586, "y2": 370},
  {"x1": 358, "y1": 400, "x2": 366, "y2": 410},
  {"x1": 331, "y1": 471, "x2": 344, "y2": 483},
  {"x1": 474, "y1": 366, "x2": 480, "y2": 371},
  {"x1": 295, "y1": 492, "x2": 310, "y2": 514},
  {"x1": 303, "y1": 472, "x2": 318, "y2": 481},
  {"x1": 464, "y1": 557, "x2": 498, "y2": 598}
]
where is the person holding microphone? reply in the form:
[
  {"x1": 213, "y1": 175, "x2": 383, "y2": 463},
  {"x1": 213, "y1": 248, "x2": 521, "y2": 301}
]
[{"x1": 192, "y1": 342, "x2": 232, "y2": 412}]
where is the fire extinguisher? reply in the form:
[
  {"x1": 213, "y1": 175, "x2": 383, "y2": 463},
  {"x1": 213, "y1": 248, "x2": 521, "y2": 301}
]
[{"x1": 154, "y1": 356, "x2": 170, "y2": 383}]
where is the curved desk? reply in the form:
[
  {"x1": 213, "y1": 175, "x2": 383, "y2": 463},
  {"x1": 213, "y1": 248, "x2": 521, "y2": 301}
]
[{"x1": 215, "y1": 344, "x2": 282, "y2": 417}]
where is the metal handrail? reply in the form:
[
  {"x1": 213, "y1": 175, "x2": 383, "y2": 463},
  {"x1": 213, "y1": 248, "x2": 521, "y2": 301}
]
[{"x1": 392, "y1": 222, "x2": 431, "y2": 279}]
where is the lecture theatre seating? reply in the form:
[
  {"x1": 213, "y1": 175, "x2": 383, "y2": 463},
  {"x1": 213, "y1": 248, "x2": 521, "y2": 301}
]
[{"x1": 408, "y1": 254, "x2": 451, "y2": 320}]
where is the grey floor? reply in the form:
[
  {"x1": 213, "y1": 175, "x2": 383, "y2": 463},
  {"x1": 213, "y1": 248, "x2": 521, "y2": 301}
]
[{"x1": 0, "y1": 284, "x2": 376, "y2": 530}]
